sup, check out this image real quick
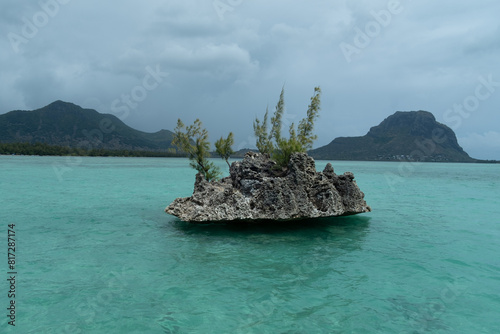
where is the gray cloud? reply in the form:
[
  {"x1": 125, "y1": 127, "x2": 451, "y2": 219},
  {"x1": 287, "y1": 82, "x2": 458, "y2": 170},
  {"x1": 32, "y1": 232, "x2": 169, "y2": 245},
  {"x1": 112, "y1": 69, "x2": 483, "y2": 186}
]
[{"x1": 1, "y1": 0, "x2": 499, "y2": 159}]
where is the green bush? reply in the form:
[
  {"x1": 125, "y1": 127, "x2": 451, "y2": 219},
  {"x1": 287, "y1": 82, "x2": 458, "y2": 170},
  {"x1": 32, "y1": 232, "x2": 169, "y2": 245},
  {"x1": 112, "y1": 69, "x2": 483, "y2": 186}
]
[
  {"x1": 172, "y1": 119, "x2": 221, "y2": 181},
  {"x1": 215, "y1": 132, "x2": 234, "y2": 168},
  {"x1": 254, "y1": 86, "x2": 321, "y2": 168}
]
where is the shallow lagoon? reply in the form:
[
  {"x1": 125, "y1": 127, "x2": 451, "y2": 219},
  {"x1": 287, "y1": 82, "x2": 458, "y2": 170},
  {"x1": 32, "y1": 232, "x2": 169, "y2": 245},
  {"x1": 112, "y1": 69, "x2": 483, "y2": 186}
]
[{"x1": 1, "y1": 155, "x2": 499, "y2": 333}]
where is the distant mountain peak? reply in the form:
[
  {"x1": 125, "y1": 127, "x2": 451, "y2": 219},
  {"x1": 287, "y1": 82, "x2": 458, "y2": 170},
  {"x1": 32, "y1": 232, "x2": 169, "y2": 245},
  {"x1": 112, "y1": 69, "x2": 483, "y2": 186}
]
[
  {"x1": 0, "y1": 101, "x2": 175, "y2": 151},
  {"x1": 49, "y1": 100, "x2": 70, "y2": 105},
  {"x1": 45, "y1": 100, "x2": 79, "y2": 108},
  {"x1": 310, "y1": 110, "x2": 474, "y2": 162}
]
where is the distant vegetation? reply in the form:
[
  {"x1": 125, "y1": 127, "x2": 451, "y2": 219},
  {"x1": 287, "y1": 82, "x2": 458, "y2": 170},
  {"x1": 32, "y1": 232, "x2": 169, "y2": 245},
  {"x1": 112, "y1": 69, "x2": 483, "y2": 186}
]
[
  {"x1": 254, "y1": 86, "x2": 321, "y2": 168},
  {"x1": 0, "y1": 142, "x2": 183, "y2": 158}
]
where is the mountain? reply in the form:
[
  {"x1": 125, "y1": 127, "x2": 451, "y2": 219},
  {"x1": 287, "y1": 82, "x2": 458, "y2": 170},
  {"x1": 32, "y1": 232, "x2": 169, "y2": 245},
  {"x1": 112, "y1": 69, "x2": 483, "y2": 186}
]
[
  {"x1": 0, "y1": 101, "x2": 175, "y2": 151},
  {"x1": 309, "y1": 110, "x2": 474, "y2": 162},
  {"x1": 0, "y1": 103, "x2": 477, "y2": 162}
]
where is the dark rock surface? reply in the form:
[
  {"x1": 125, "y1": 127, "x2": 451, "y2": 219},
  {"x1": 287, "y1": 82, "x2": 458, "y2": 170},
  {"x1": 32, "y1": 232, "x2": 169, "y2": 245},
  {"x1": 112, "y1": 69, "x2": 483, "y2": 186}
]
[{"x1": 165, "y1": 152, "x2": 371, "y2": 223}]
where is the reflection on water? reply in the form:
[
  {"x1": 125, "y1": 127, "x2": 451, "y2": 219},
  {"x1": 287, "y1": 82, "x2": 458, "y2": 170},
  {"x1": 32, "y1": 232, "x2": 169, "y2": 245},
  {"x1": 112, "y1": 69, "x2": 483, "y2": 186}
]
[
  {"x1": 169, "y1": 215, "x2": 371, "y2": 253},
  {"x1": 171, "y1": 214, "x2": 370, "y2": 235}
]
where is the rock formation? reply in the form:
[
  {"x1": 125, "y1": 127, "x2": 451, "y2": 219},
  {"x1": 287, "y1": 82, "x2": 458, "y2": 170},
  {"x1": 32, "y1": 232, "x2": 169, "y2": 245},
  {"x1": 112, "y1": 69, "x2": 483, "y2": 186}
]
[
  {"x1": 165, "y1": 152, "x2": 371, "y2": 223},
  {"x1": 309, "y1": 110, "x2": 474, "y2": 162}
]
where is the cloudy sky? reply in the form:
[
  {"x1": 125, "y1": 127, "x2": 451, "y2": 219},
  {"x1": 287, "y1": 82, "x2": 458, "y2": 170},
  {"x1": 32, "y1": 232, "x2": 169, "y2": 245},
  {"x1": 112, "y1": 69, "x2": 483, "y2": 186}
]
[{"x1": 1, "y1": 0, "x2": 499, "y2": 159}]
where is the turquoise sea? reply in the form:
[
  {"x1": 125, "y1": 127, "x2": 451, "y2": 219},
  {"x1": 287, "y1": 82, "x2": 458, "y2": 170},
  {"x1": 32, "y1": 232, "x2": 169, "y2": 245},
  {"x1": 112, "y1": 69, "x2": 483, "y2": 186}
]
[{"x1": 1, "y1": 155, "x2": 499, "y2": 333}]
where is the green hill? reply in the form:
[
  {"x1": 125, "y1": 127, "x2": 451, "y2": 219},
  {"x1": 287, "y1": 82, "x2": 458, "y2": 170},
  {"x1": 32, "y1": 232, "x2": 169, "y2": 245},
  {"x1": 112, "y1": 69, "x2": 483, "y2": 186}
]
[
  {"x1": 0, "y1": 100, "x2": 175, "y2": 151},
  {"x1": 309, "y1": 110, "x2": 474, "y2": 162}
]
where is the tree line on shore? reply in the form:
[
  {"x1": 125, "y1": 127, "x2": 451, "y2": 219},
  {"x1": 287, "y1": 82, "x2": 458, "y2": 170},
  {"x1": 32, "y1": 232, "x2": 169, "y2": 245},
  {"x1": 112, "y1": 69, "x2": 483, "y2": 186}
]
[{"x1": 0, "y1": 142, "x2": 184, "y2": 158}]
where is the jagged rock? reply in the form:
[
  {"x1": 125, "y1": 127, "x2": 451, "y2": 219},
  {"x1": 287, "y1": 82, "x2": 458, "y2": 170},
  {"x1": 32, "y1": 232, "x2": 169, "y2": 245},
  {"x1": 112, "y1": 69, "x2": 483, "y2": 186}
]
[{"x1": 165, "y1": 152, "x2": 371, "y2": 223}]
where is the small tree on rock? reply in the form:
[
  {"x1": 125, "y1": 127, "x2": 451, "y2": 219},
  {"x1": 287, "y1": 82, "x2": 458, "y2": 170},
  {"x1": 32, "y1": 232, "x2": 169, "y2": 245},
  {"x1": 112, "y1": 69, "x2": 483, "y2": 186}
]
[
  {"x1": 254, "y1": 86, "x2": 321, "y2": 168},
  {"x1": 253, "y1": 107, "x2": 274, "y2": 156},
  {"x1": 215, "y1": 132, "x2": 234, "y2": 168},
  {"x1": 298, "y1": 86, "x2": 321, "y2": 150},
  {"x1": 173, "y1": 119, "x2": 221, "y2": 181}
]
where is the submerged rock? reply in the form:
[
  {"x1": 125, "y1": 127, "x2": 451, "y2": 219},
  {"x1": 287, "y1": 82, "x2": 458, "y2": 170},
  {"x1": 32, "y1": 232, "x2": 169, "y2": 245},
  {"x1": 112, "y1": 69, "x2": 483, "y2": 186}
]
[{"x1": 165, "y1": 152, "x2": 371, "y2": 222}]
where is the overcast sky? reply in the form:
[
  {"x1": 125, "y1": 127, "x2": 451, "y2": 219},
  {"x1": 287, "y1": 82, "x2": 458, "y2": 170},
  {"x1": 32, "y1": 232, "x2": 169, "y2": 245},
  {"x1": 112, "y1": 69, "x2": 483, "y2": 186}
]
[{"x1": 1, "y1": 0, "x2": 499, "y2": 159}]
